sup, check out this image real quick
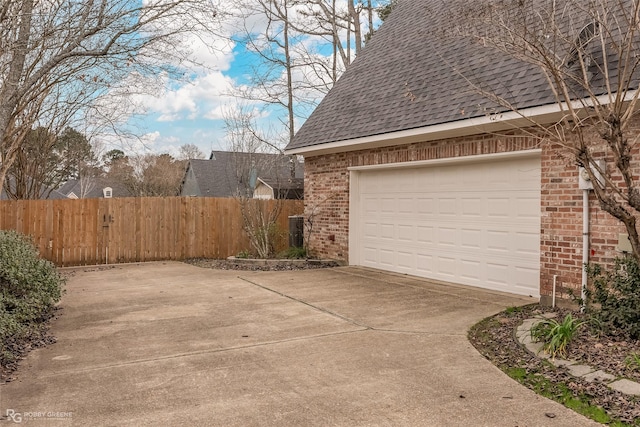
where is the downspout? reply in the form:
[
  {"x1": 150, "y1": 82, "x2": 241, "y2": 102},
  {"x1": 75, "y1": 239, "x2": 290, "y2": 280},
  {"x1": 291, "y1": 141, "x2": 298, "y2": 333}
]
[{"x1": 581, "y1": 188, "x2": 590, "y2": 312}]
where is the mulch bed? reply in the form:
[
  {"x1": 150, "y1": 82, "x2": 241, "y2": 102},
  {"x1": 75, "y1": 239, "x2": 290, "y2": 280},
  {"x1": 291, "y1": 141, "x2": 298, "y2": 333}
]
[
  {"x1": 184, "y1": 258, "x2": 340, "y2": 271},
  {"x1": 469, "y1": 304, "x2": 640, "y2": 424},
  {"x1": 0, "y1": 309, "x2": 60, "y2": 383}
]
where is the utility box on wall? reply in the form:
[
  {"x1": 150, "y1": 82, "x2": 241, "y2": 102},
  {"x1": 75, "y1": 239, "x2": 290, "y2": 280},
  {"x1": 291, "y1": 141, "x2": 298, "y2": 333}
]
[
  {"x1": 617, "y1": 233, "x2": 633, "y2": 253},
  {"x1": 578, "y1": 160, "x2": 605, "y2": 190},
  {"x1": 288, "y1": 215, "x2": 304, "y2": 248}
]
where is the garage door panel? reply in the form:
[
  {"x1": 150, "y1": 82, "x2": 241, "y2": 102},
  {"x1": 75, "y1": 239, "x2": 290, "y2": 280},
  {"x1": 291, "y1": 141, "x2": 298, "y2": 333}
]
[
  {"x1": 416, "y1": 254, "x2": 433, "y2": 273},
  {"x1": 417, "y1": 226, "x2": 434, "y2": 243},
  {"x1": 397, "y1": 225, "x2": 414, "y2": 242},
  {"x1": 438, "y1": 227, "x2": 457, "y2": 246},
  {"x1": 515, "y1": 231, "x2": 539, "y2": 255},
  {"x1": 397, "y1": 251, "x2": 415, "y2": 269},
  {"x1": 436, "y1": 256, "x2": 456, "y2": 277},
  {"x1": 397, "y1": 198, "x2": 414, "y2": 214},
  {"x1": 438, "y1": 198, "x2": 457, "y2": 215},
  {"x1": 380, "y1": 223, "x2": 394, "y2": 239},
  {"x1": 460, "y1": 259, "x2": 482, "y2": 281},
  {"x1": 364, "y1": 198, "x2": 379, "y2": 214},
  {"x1": 487, "y1": 198, "x2": 510, "y2": 217},
  {"x1": 486, "y1": 263, "x2": 510, "y2": 287},
  {"x1": 517, "y1": 195, "x2": 540, "y2": 218},
  {"x1": 486, "y1": 230, "x2": 510, "y2": 251},
  {"x1": 379, "y1": 249, "x2": 394, "y2": 266},
  {"x1": 460, "y1": 228, "x2": 482, "y2": 248},
  {"x1": 380, "y1": 198, "x2": 395, "y2": 213},
  {"x1": 352, "y1": 154, "x2": 541, "y2": 297},
  {"x1": 461, "y1": 198, "x2": 483, "y2": 217},
  {"x1": 364, "y1": 222, "x2": 378, "y2": 239},
  {"x1": 417, "y1": 198, "x2": 435, "y2": 215}
]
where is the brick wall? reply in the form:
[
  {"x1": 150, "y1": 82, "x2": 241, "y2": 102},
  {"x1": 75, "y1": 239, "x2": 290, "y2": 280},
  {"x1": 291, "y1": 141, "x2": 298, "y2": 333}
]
[
  {"x1": 540, "y1": 141, "x2": 624, "y2": 303},
  {"x1": 304, "y1": 129, "x2": 631, "y2": 302}
]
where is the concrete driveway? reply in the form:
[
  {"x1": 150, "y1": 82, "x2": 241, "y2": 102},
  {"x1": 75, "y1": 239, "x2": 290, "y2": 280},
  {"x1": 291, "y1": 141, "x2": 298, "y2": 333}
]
[{"x1": 1, "y1": 262, "x2": 598, "y2": 426}]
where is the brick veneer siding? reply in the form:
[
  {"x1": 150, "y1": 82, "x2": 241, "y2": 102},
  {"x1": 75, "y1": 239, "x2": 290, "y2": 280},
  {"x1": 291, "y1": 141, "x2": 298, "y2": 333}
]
[
  {"x1": 303, "y1": 130, "x2": 628, "y2": 302},
  {"x1": 540, "y1": 141, "x2": 625, "y2": 304}
]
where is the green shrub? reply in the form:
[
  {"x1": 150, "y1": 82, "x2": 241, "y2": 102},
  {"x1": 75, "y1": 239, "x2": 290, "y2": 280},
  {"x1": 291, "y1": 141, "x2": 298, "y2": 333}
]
[
  {"x1": 0, "y1": 230, "x2": 64, "y2": 366},
  {"x1": 531, "y1": 314, "x2": 585, "y2": 358},
  {"x1": 587, "y1": 257, "x2": 640, "y2": 340},
  {"x1": 236, "y1": 249, "x2": 252, "y2": 259},
  {"x1": 278, "y1": 246, "x2": 307, "y2": 259}
]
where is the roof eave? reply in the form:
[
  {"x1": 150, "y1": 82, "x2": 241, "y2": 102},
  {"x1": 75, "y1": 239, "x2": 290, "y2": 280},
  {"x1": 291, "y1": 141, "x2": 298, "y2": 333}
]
[{"x1": 286, "y1": 92, "x2": 637, "y2": 157}]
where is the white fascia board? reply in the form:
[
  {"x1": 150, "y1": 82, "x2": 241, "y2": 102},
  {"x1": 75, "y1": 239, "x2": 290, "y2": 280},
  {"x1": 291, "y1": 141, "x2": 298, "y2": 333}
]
[
  {"x1": 286, "y1": 91, "x2": 638, "y2": 157},
  {"x1": 255, "y1": 177, "x2": 273, "y2": 190}
]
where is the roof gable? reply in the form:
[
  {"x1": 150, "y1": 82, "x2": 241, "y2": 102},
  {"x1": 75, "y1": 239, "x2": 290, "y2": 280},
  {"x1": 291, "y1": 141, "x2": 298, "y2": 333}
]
[
  {"x1": 286, "y1": 0, "x2": 570, "y2": 152},
  {"x1": 58, "y1": 178, "x2": 133, "y2": 198}
]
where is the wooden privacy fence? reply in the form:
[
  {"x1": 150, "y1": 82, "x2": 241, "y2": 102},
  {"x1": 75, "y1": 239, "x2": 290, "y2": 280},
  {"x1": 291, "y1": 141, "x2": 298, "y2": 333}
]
[{"x1": 0, "y1": 197, "x2": 303, "y2": 266}]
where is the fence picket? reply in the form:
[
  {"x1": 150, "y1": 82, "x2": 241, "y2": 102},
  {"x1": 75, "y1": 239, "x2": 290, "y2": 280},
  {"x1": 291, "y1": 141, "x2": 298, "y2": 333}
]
[{"x1": 0, "y1": 197, "x2": 303, "y2": 266}]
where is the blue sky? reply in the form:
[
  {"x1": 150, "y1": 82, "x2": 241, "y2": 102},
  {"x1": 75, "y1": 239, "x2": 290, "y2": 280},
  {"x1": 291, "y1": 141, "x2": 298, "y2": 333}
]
[{"x1": 105, "y1": 2, "x2": 386, "y2": 159}]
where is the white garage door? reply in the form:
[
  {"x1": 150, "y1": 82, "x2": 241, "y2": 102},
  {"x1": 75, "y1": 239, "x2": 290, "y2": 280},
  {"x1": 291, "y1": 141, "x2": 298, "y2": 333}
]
[{"x1": 349, "y1": 153, "x2": 540, "y2": 297}]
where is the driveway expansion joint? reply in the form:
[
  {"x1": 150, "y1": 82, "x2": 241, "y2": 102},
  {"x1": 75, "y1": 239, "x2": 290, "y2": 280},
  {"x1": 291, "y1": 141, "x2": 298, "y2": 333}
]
[
  {"x1": 237, "y1": 276, "x2": 467, "y2": 337},
  {"x1": 36, "y1": 329, "x2": 371, "y2": 378},
  {"x1": 238, "y1": 275, "x2": 372, "y2": 329},
  {"x1": 517, "y1": 315, "x2": 640, "y2": 396}
]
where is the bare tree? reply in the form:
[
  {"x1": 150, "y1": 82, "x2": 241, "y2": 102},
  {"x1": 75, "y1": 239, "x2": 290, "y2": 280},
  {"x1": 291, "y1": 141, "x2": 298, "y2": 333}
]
[
  {"x1": 3, "y1": 126, "x2": 96, "y2": 199},
  {"x1": 116, "y1": 153, "x2": 186, "y2": 197},
  {"x1": 235, "y1": 0, "x2": 297, "y2": 145},
  {"x1": 443, "y1": 0, "x2": 640, "y2": 261},
  {"x1": 232, "y1": 1, "x2": 390, "y2": 149},
  {"x1": 238, "y1": 198, "x2": 284, "y2": 258},
  {"x1": 178, "y1": 144, "x2": 206, "y2": 161},
  {"x1": 0, "y1": 0, "x2": 222, "y2": 194}
]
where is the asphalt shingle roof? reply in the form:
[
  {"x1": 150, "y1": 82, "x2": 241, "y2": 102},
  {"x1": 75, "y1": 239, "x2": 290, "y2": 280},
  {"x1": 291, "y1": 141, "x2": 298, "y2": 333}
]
[
  {"x1": 58, "y1": 178, "x2": 133, "y2": 198},
  {"x1": 286, "y1": 0, "x2": 559, "y2": 151},
  {"x1": 185, "y1": 151, "x2": 304, "y2": 198}
]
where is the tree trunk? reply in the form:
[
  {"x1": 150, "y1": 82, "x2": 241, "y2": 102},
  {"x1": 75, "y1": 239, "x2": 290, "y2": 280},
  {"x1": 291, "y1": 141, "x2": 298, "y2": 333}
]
[
  {"x1": 0, "y1": 0, "x2": 34, "y2": 194},
  {"x1": 348, "y1": 0, "x2": 362, "y2": 55},
  {"x1": 282, "y1": 0, "x2": 295, "y2": 144}
]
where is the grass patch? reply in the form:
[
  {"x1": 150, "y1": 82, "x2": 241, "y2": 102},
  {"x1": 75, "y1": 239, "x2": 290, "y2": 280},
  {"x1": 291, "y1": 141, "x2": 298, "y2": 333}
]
[
  {"x1": 278, "y1": 246, "x2": 307, "y2": 259},
  {"x1": 469, "y1": 305, "x2": 638, "y2": 426},
  {"x1": 505, "y1": 367, "x2": 617, "y2": 424}
]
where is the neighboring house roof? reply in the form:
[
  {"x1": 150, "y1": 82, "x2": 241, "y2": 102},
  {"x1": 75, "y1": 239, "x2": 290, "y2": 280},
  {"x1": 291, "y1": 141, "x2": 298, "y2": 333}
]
[
  {"x1": 58, "y1": 178, "x2": 133, "y2": 198},
  {"x1": 285, "y1": 0, "x2": 600, "y2": 153},
  {"x1": 1, "y1": 176, "x2": 67, "y2": 200},
  {"x1": 180, "y1": 151, "x2": 304, "y2": 198},
  {"x1": 255, "y1": 177, "x2": 304, "y2": 200}
]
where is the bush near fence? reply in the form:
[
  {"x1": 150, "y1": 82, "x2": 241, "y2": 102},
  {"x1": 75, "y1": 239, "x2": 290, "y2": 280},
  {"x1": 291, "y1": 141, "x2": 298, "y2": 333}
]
[{"x1": 0, "y1": 230, "x2": 64, "y2": 367}]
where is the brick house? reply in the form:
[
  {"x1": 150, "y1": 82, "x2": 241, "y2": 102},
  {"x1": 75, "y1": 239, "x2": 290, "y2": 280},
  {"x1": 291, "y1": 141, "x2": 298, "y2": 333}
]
[{"x1": 284, "y1": 0, "x2": 638, "y2": 303}]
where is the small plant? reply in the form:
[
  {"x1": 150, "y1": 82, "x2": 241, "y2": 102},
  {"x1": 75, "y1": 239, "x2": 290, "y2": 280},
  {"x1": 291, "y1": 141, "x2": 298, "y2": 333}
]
[
  {"x1": 531, "y1": 314, "x2": 585, "y2": 358},
  {"x1": 236, "y1": 249, "x2": 252, "y2": 259},
  {"x1": 279, "y1": 246, "x2": 307, "y2": 259},
  {"x1": 504, "y1": 306, "x2": 523, "y2": 315},
  {"x1": 624, "y1": 353, "x2": 640, "y2": 371}
]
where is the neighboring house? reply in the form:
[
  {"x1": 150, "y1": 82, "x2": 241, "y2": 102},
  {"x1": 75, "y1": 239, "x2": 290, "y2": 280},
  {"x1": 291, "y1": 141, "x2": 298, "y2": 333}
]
[
  {"x1": 180, "y1": 151, "x2": 304, "y2": 198},
  {"x1": 253, "y1": 177, "x2": 304, "y2": 200},
  {"x1": 58, "y1": 178, "x2": 133, "y2": 199},
  {"x1": 285, "y1": 0, "x2": 637, "y2": 303},
  {"x1": 1, "y1": 176, "x2": 67, "y2": 200}
]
